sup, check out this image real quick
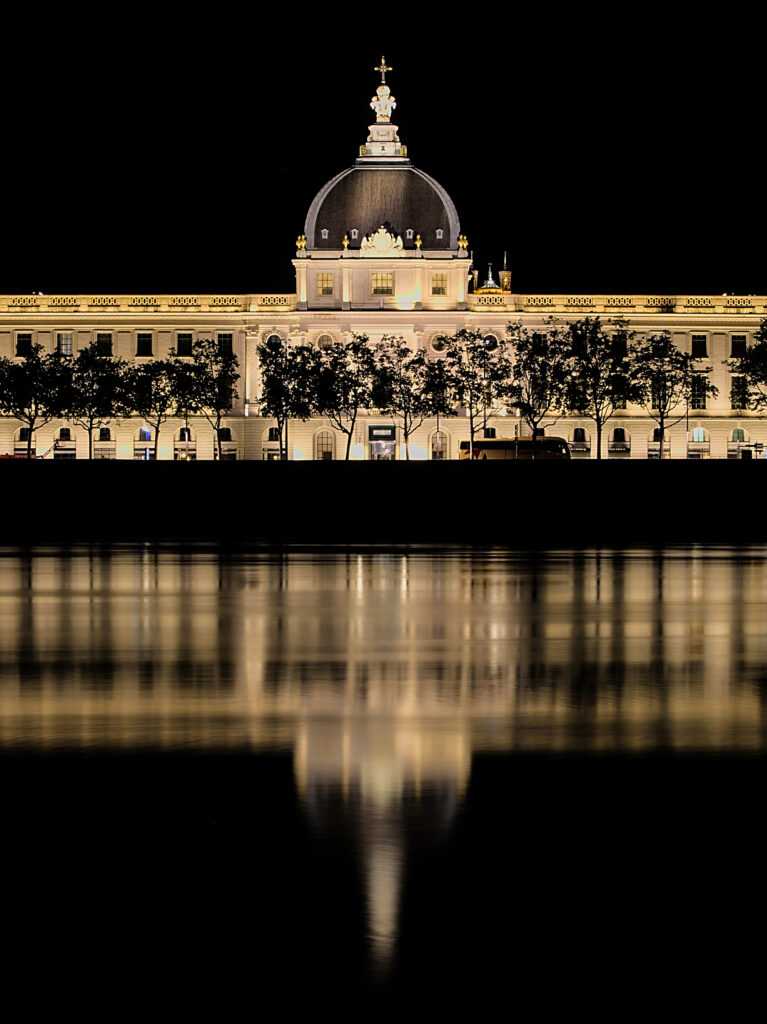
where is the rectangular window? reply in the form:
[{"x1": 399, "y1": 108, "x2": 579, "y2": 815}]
[
  {"x1": 176, "y1": 333, "x2": 193, "y2": 357},
  {"x1": 431, "y1": 273, "x2": 448, "y2": 296},
  {"x1": 371, "y1": 272, "x2": 393, "y2": 295},
  {"x1": 691, "y1": 374, "x2": 708, "y2": 409},
  {"x1": 611, "y1": 334, "x2": 628, "y2": 357},
  {"x1": 218, "y1": 333, "x2": 233, "y2": 356},
  {"x1": 731, "y1": 335, "x2": 747, "y2": 358},
  {"x1": 96, "y1": 332, "x2": 112, "y2": 356},
  {"x1": 16, "y1": 333, "x2": 32, "y2": 357},
  {"x1": 56, "y1": 332, "x2": 73, "y2": 355},
  {"x1": 691, "y1": 334, "x2": 707, "y2": 358},
  {"x1": 317, "y1": 273, "x2": 333, "y2": 296},
  {"x1": 136, "y1": 333, "x2": 153, "y2": 357},
  {"x1": 731, "y1": 376, "x2": 747, "y2": 410}
]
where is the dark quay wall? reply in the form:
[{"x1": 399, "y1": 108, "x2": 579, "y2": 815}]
[{"x1": 1, "y1": 460, "x2": 763, "y2": 547}]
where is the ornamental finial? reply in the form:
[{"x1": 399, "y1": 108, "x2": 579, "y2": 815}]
[
  {"x1": 374, "y1": 55, "x2": 392, "y2": 83},
  {"x1": 296, "y1": 234, "x2": 307, "y2": 251},
  {"x1": 458, "y1": 234, "x2": 468, "y2": 251}
]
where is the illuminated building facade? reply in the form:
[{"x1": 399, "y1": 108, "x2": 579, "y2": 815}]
[{"x1": 0, "y1": 64, "x2": 764, "y2": 460}]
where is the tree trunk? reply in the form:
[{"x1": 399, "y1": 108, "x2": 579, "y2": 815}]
[
  {"x1": 596, "y1": 421, "x2": 602, "y2": 460},
  {"x1": 404, "y1": 428, "x2": 410, "y2": 461},
  {"x1": 345, "y1": 414, "x2": 356, "y2": 461},
  {"x1": 153, "y1": 422, "x2": 160, "y2": 461},
  {"x1": 88, "y1": 424, "x2": 94, "y2": 460},
  {"x1": 26, "y1": 423, "x2": 33, "y2": 459}
]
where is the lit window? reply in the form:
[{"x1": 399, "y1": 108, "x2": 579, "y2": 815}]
[
  {"x1": 16, "y1": 333, "x2": 32, "y2": 357},
  {"x1": 317, "y1": 334, "x2": 334, "y2": 349},
  {"x1": 691, "y1": 427, "x2": 707, "y2": 443},
  {"x1": 732, "y1": 428, "x2": 746, "y2": 442},
  {"x1": 691, "y1": 335, "x2": 707, "y2": 358},
  {"x1": 431, "y1": 430, "x2": 449, "y2": 460},
  {"x1": 96, "y1": 333, "x2": 112, "y2": 356},
  {"x1": 431, "y1": 273, "x2": 448, "y2": 296},
  {"x1": 136, "y1": 333, "x2": 152, "y2": 357},
  {"x1": 317, "y1": 273, "x2": 333, "y2": 296},
  {"x1": 218, "y1": 334, "x2": 233, "y2": 356},
  {"x1": 57, "y1": 332, "x2": 73, "y2": 355},
  {"x1": 314, "y1": 430, "x2": 334, "y2": 461},
  {"x1": 371, "y1": 273, "x2": 393, "y2": 295},
  {"x1": 176, "y1": 333, "x2": 193, "y2": 357}
]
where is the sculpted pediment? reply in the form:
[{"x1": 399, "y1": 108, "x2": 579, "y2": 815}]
[{"x1": 360, "y1": 225, "x2": 405, "y2": 257}]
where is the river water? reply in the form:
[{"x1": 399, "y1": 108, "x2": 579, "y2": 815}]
[{"x1": 2, "y1": 546, "x2": 765, "y2": 1018}]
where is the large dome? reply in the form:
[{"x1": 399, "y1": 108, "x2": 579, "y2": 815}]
[{"x1": 304, "y1": 164, "x2": 460, "y2": 252}]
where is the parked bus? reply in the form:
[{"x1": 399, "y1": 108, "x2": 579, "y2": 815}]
[{"x1": 459, "y1": 437, "x2": 571, "y2": 460}]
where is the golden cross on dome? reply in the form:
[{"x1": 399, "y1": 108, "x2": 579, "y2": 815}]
[{"x1": 374, "y1": 56, "x2": 392, "y2": 83}]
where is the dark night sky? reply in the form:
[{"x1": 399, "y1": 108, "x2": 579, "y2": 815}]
[{"x1": 3, "y1": 9, "x2": 765, "y2": 297}]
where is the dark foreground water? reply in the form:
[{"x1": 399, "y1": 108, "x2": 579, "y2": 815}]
[{"x1": 1, "y1": 547, "x2": 765, "y2": 1019}]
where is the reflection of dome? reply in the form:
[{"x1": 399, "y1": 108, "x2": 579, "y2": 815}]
[{"x1": 304, "y1": 165, "x2": 460, "y2": 252}]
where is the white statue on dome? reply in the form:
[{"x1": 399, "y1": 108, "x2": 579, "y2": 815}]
[
  {"x1": 361, "y1": 225, "x2": 404, "y2": 255},
  {"x1": 371, "y1": 84, "x2": 396, "y2": 123}
]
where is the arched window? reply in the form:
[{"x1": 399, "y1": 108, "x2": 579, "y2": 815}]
[
  {"x1": 18, "y1": 427, "x2": 30, "y2": 442},
  {"x1": 314, "y1": 430, "x2": 335, "y2": 461},
  {"x1": 138, "y1": 427, "x2": 151, "y2": 442},
  {"x1": 98, "y1": 428, "x2": 111, "y2": 442},
  {"x1": 732, "y1": 428, "x2": 747, "y2": 442},
  {"x1": 265, "y1": 333, "x2": 283, "y2": 346},
  {"x1": 178, "y1": 427, "x2": 192, "y2": 442},
  {"x1": 484, "y1": 334, "x2": 498, "y2": 351},
  {"x1": 266, "y1": 427, "x2": 279, "y2": 442},
  {"x1": 691, "y1": 427, "x2": 708, "y2": 443},
  {"x1": 218, "y1": 428, "x2": 232, "y2": 442},
  {"x1": 572, "y1": 427, "x2": 587, "y2": 443},
  {"x1": 651, "y1": 428, "x2": 663, "y2": 442},
  {"x1": 612, "y1": 428, "x2": 627, "y2": 443},
  {"x1": 431, "y1": 430, "x2": 449, "y2": 460},
  {"x1": 58, "y1": 428, "x2": 71, "y2": 441},
  {"x1": 317, "y1": 334, "x2": 334, "y2": 350}
]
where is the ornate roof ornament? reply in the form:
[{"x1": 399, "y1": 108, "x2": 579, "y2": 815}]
[
  {"x1": 360, "y1": 225, "x2": 404, "y2": 256},
  {"x1": 371, "y1": 84, "x2": 396, "y2": 123}
]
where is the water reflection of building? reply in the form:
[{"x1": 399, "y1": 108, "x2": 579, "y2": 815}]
[
  {"x1": 3, "y1": 548, "x2": 767, "y2": 977},
  {"x1": 1, "y1": 550, "x2": 767, "y2": 751}
]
